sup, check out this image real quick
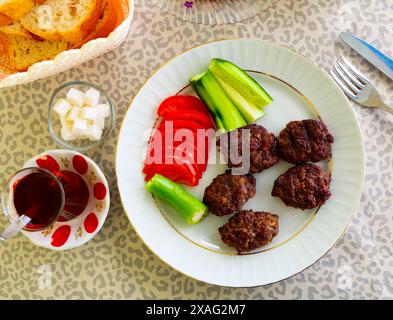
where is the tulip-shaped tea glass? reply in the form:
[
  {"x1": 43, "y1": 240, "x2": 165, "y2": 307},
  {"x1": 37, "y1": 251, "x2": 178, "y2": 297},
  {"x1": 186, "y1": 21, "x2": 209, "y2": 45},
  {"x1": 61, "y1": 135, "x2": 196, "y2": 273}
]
[{"x1": 1, "y1": 167, "x2": 65, "y2": 240}]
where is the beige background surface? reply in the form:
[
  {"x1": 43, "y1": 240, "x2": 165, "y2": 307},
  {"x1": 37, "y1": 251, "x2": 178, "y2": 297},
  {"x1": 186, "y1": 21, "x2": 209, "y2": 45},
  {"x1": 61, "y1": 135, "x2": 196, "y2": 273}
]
[{"x1": 0, "y1": 0, "x2": 393, "y2": 299}]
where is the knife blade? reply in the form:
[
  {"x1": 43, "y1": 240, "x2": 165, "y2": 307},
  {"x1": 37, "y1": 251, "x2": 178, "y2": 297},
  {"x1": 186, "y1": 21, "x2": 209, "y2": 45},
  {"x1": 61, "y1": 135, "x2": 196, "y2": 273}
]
[{"x1": 340, "y1": 32, "x2": 393, "y2": 81}]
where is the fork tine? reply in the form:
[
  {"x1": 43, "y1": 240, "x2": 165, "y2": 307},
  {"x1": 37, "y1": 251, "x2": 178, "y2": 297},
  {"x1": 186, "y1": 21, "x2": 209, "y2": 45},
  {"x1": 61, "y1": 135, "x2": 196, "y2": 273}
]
[
  {"x1": 337, "y1": 60, "x2": 365, "y2": 89},
  {"x1": 333, "y1": 63, "x2": 361, "y2": 93},
  {"x1": 340, "y1": 56, "x2": 368, "y2": 85},
  {"x1": 329, "y1": 68, "x2": 357, "y2": 99}
]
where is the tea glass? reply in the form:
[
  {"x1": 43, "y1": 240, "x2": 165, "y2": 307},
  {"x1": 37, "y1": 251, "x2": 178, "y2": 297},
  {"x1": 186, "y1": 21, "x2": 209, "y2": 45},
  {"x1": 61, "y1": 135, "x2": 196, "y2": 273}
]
[{"x1": 0, "y1": 167, "x2": 65, "y2": 240}]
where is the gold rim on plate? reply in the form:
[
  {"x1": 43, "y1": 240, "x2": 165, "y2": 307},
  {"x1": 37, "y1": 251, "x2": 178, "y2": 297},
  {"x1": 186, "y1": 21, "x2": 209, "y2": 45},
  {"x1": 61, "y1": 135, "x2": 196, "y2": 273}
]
[{"x1": 115, "y1": 38, "x2": 365, "y2": 287}]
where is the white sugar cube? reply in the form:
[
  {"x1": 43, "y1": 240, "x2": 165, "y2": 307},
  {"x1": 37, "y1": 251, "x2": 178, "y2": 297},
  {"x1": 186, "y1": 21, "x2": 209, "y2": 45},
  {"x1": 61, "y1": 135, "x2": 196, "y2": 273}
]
[
  {"x1": 61, "y1": 125, "x2": 77, "y2": 141},
  {"x1": 72, "y1": 118, "x2": 87, "y2": 136},
  {"x1": 85, "y1": 125, "x2": 102, "y2": 141},
  {"x1": 66, "y1": 88, "x2": 84, "y2": 107},
  {"x1": 80, "y1": 107, "x2": 98, "y2": 120},
  {"x1": 53, "y1": 99, "x2": 72, "y2": 117},
  {"x1": 66, "y1": 107, "x2": 81, "y2": 121},
  {"x1": 84, "y1": 88, "x2": 100, "y2": 106},
  {"x1": 96, "y1": 104, "x2": 110, "y2": 118},
  {"x1": 93, "y1": 117, "x2": 105, "y2": 130},
  {"x1": 60, "y1": 116, "x2": 73, "y2": 128}
]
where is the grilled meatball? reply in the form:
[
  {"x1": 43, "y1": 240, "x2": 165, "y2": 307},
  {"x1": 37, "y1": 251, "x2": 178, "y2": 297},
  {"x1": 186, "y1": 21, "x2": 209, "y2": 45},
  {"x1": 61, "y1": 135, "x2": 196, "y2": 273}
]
[
  {"x1": 217, "y1": 124, "x2": 279, "y2": 174},
  {"x1": 272, "y1": 164, "x2": 331, "y2": 210},
  {"x1": 203, "y1": 170, "x2": 256, "y2": 216},
  {"x1": 219, "y1": 210, "x2": 279, "y2": 254},
  {"x1": 277, "y1": 119, "x2": 334, "y2": 164}
]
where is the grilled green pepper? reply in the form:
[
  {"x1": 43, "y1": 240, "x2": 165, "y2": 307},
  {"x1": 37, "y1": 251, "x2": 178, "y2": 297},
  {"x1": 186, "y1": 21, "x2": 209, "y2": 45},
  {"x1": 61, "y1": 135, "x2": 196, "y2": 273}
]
[{"x1": 146, "y1": 174, "x2": 207, "y2": 225}]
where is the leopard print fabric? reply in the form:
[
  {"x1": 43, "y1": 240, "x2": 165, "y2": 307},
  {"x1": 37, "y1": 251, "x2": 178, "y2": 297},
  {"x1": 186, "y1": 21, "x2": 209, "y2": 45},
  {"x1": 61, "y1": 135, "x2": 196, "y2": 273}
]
[{"x1": 0, "y1": 0, "x2": 392, "y2": 299}]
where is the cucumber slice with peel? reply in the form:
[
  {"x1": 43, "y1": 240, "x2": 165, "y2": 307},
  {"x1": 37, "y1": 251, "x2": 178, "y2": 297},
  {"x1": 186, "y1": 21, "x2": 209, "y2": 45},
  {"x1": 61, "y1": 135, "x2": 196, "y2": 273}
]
[
  {"x1": 214, "y1": 76, "x2": 264, "y2": 123},
  {"x1": 190, "y1": 70, "x2": 246, "y2": 132},
  {"x1": 208, "y1": 58, "x2": 273, "y2": 108},
  {"x1": 189, "y1": 59, "x2": 273, "y2": 131}
]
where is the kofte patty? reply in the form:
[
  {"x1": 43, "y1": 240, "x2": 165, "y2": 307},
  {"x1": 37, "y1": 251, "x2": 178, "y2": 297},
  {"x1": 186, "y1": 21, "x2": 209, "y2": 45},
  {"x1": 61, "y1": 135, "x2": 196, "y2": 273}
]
[
  {"x1": 271, "y1": 164, "x2": 331, "y2": 210},
  {"x1": 217, "y1": 124, "x2": 279, "y2": 174},
  {"x1": 277, "y1": 119, "x2": 334, "y2": 164},
  {"x1": 219, "y1": 210, "x2": 279, "y2": 254},
  {"x1": 203, "y1": 170, "x2": 256, "y2": 216}
]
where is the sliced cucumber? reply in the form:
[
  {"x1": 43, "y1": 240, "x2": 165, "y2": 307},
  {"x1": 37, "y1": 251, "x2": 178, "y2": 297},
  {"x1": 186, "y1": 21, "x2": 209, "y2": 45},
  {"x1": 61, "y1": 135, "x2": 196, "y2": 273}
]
[
  {"x1": 208, "y1": 58, "x2": 273, "y2": 108},
  {"x1": 189, "y1": 73, "x2": 224, "y2": 130},
  {"x1": 215, "y1": 76, "x2": 264, "y2": 123},
  {"x1": 190, "y1": 70, "x2": 246, "y2": 132}
]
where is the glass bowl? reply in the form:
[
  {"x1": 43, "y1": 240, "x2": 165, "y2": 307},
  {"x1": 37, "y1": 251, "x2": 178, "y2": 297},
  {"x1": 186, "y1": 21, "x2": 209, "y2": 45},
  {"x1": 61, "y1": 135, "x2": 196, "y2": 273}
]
[
  {"x1": 149, "y1": 0, "x2": 274, "y2": 25},
  {"x1": 48, "y1": 81, "x2": 115, "y2": 152}
]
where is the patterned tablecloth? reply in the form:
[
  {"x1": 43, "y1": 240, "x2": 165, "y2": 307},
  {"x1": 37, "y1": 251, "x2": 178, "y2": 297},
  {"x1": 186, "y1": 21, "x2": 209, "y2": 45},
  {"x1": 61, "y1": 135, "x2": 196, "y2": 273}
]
[{"x1": 0, "y1": 0, "x2": 392, "y2": 299}]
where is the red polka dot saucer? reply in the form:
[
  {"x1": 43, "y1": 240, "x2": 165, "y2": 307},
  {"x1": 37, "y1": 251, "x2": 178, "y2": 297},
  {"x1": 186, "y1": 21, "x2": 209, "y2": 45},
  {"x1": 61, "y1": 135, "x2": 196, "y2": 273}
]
[{"x1": 22, "y1": 149, "x2": 110, "y2": 250}]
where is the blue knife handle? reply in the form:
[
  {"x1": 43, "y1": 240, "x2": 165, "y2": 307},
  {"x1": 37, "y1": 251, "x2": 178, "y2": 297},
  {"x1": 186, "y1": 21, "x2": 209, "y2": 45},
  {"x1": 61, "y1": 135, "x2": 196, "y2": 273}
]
[
  {"x1": 356, "y1": 36, "x2": 393, "y2": 72},
  {"x1": 341, "y1": 32, "x2": 393, "y2": 81}
]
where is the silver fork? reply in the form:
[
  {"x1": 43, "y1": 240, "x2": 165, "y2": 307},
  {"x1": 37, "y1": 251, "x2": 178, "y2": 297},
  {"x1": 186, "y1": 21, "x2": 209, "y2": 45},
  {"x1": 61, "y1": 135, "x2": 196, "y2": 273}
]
[{"x1": 330, "y1": 56, "x2": 393, "y2": 115}]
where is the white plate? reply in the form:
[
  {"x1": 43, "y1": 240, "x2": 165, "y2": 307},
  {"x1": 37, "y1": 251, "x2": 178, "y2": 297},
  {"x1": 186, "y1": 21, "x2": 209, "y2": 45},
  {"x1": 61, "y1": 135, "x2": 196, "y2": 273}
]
[{"x1": 116, "y1": 39, "x2": 365, "y2": 287}]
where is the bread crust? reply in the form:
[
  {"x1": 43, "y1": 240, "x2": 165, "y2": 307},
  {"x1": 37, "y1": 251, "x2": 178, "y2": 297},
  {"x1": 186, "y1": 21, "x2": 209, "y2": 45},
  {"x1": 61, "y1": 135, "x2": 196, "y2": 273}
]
[
  {"x1": 75, "y1": 0, "x2": 103, "y2": 42},
  {"x1": 0, "y1": 31, "x2": 69, "y2": 72},
  {"x1": 72, "y1": 0, "x2": 129, "y2": 48},
  {"x1": 0, "y1": 13, "x2": 12, "y2": 27},
  {"x1": 0, "y1": 32, "x2": 14, "y2": 73},
  {"x1": 0, "y1": 22, "x2": 34, "y2": 39},
  {"x1": 0, "y1": 0, "x2": 34, "y2": 21},
  {"x1": 20, "y1": 0, "x2": 104, "y2": 42}
]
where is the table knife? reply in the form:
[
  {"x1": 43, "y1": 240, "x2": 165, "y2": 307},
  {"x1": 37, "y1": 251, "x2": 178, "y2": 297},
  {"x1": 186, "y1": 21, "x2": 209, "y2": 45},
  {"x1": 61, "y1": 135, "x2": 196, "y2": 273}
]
[{"x1": 340, "y1": 32, "x2": 393, "y2": 81}]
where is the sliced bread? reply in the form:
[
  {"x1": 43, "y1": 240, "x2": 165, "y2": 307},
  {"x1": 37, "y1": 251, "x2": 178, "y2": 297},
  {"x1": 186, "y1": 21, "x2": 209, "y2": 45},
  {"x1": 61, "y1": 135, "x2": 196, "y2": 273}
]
[
  {"x1": 0, "y1": 0, "x2": 34, "y2": 21},
  {"x1": 72, "y1": 0, "x2": 111, "y2": 48},
  {"x1": 0, "y1": 31, "x2": 69, "y2": 71},
  {"x1": 0, "y1": 22, "x2": 35, "y2": 39},
  {"x1": 20, "y1": 0, "x2": 103, "y2": 42},
  {"x1": 0, "y1": 13, "x2": 11, "y2": 27},
  {"x1": 72, "y1": 0, "x2": 129, "y2": 48}
]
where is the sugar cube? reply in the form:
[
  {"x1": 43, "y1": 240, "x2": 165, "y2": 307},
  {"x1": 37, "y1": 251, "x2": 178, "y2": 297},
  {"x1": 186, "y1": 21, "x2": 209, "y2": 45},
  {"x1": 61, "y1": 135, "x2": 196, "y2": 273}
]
[
  {"x1": 60, "y1": 116, "x2": 73, "y2": 128},
  {"x1": 84, "y1": 88, "x2": 100, "y2": 106},
  {"x1": 66, "y1": 88, "x2": 84, "y2": 107},
  {"x1": 72, "y1": 118, "x2": 87, "y2": 136},
  {"x1": 66, "y1": 107, "x2": 81, "y2": 121},
  {"x1": 96, "y1": 104, "x2": 110, "y2": 118},
  {"x1": 80, "y1": 107, "x2": 98, "y2": 120},
  {"x1": 85, "y1": 125, "x2": 103, "y2": 141},
  {"x1": 61, "y1": 125, "x2": 77, "y2": 141},
  {"x1": 53, "y1": 99, "x2": 72, "y2": 117},
  {"x1": 93, "y1": 117, "x2": 105, "y2": 130}
]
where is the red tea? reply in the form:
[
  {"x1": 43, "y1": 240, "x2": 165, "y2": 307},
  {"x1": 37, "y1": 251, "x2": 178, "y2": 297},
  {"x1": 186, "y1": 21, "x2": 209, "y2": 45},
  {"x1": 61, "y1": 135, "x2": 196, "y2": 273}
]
[
  {"x1": 13, "y1": 170, "x2": 90, "y2": 230},
  {"x1": 13, "y1": 172, "x2": 63, "y2": 230},
  {"x1": 57, "y1": 171, "x2": 89, "y2": 221}
]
